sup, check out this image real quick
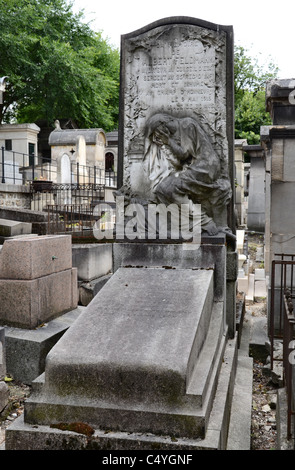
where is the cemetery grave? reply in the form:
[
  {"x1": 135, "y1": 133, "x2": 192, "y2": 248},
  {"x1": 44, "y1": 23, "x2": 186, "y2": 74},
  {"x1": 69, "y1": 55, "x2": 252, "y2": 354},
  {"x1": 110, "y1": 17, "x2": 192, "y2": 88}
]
[{"x1": 1, "y1": 15, "x2": 295, "y2": 452}]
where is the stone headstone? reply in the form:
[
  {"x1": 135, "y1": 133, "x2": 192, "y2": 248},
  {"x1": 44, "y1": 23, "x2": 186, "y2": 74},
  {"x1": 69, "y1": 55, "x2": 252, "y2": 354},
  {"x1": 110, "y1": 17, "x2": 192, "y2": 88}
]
[
  {"x1": 60, "y1": 154, "x2": 71, "y2": 184},
  {"x1": 118, "y1": 17, "x2": 235, "y2": 235}
]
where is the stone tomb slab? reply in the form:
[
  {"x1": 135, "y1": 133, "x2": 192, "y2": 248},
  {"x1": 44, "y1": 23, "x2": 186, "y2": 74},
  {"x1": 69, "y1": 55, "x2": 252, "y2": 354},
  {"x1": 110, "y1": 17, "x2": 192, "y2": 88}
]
[
  {"x1": 0, "y1": 218, "x2": 32, "y2": 237},
  {"x1": 25, "y1": 267, "x2": 216, "y2": 438}
]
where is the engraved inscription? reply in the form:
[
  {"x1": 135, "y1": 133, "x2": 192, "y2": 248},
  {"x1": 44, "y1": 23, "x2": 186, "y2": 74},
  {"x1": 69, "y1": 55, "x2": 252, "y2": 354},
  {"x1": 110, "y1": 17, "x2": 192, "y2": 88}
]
[{"x1": 139, "y1": 39, "x2": 215, "y2": 110}]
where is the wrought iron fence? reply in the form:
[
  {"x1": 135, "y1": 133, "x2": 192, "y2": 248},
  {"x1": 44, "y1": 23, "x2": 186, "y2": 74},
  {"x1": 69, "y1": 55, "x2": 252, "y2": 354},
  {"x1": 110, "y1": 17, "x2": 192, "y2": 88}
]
[
  {"x1": 270, "y1": 254, "x2": 295, "y2": 441},
  {"x1": 282, "y1": 290, "x2": 295, "y2": 440},
  {"x1": 31, "y1": 182, "x2": 105, "y2": 212},
  {"x1": 0, "y1": 147, "x2": 117, "y2": 187},
  {"x1": 46, "y1": 202, "x2": 116, "y2": 241},
  {"x1": 47, "y1": 204, "x2": 96, "y2": 239}
]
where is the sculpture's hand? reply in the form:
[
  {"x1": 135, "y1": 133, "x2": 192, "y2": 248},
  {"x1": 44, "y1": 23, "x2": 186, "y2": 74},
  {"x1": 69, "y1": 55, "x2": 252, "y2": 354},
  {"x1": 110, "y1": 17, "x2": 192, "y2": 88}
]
[{"x1": 154, "y1": 127, "x2": 170, "y2": 145}]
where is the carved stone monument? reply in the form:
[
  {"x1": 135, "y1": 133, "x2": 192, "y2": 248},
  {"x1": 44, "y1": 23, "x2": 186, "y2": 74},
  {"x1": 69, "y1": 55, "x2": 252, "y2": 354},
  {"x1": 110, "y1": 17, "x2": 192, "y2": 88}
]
[
  {"x1": 5, "y1": 18, "x2": 240, "y2": 451},
  {"x1": 118, "y1": 17, "x2": 235, "y2": 237}
]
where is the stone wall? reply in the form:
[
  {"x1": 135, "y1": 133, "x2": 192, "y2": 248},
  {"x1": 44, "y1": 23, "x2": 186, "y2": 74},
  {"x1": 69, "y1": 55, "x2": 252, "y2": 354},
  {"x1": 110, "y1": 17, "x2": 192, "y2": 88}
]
[{"x1": 0, "y1": 184, "x2": 31, "y2": 210}]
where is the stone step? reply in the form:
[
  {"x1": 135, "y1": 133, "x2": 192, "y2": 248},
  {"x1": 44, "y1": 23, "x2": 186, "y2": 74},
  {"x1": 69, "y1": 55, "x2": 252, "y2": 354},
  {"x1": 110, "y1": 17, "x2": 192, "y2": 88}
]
[
  {"x1": 226, "y1": 355, "x2": 253, "y2": 450},
  {"x1": 187, "y1": 301, "x2": 225, "y2": 407},
  {"x1": 5, "y1": 335, "x2": 238, "y2": 450}
]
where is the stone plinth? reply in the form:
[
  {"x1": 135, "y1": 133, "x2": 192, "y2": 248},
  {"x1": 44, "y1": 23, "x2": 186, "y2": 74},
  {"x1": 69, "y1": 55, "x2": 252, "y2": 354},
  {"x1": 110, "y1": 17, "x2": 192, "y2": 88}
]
[
  {"x1": 0, "y1": 235, "x2": 78, "y2": 329},
  {"x1": 0, "y1": 218, "x2": 32, "y2": 238},
  {"x1": 266, "y1": 79, "x2": 295, "y2": 125},
  {"x1": 72, "y1": 243, "x2": 112, "y2": 282},
  {"x1": 0, "y1": 235, "x2": 72, "y2": 280}
]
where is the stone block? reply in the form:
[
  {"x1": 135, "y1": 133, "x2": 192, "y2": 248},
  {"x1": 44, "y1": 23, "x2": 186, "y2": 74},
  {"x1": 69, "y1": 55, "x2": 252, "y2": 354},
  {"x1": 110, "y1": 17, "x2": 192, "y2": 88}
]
[
  {"x1": 254, "y1": 268, "x2": 265, "y2": 280},
  {"x1": 5, "y1": 307, "x2": 83, "y2": 384},
  {"x1": 72, "y1": 243, "x2": 112, "y2": 281},
  {"x1": 236, "y1": 230, "x2": 245, "y2": 253},
  {"x1": 238, "y1": 277, "x2": 248, "y2": 295},
  {"x1": 0, "y1": 235, "x2": 72, "y2": 280},
  {"x1": 0, "y1": 218, "x2": 32, "y2": 237},
  {"x1": 254, "y1": 280, "x2": 267, "y2": 299},
  {"x1": 246, "y1": 274, "x2": 255, "y2": 301},
  {"x1": 0, "y1": 268, "x2": 78, "y2": 329},
  {"x1": 113, "y1": 240, "x2": 226, "y2": 302},
  {"x1": 0, "y1": 381, "x2": 9, "y2": 413}
]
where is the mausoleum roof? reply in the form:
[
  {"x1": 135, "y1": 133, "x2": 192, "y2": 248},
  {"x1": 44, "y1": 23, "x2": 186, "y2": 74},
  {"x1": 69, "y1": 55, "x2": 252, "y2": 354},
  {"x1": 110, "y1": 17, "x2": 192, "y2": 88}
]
[{"x1": 48, "y1": 121, "x2": 106, "y2": 146}]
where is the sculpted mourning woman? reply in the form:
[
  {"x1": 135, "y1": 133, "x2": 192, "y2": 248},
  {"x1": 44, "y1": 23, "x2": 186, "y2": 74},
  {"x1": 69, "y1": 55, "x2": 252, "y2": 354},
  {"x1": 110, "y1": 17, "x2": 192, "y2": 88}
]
[{"x1": 143, "y1": 113, "x2": 233, "y2": 236}]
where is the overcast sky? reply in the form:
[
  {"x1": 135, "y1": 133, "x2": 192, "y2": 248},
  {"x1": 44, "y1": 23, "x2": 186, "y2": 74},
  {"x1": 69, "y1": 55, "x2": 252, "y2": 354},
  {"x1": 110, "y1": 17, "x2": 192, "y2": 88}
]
[{"x1": 71, "y1": 0, "x2": 294, "y2": 80}]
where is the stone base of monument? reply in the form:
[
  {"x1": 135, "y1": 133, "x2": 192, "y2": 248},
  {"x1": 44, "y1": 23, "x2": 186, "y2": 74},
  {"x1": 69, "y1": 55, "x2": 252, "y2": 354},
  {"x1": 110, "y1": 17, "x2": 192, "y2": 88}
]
[
  {"x1": 0, "y1": 235, "x2": 78, "y2": 329},
  {"x1": 5, "y1": 237, "x2": 241, "y2": 450},
  {"x1": 4, "y1": 307, "x2": 85, "y2": 385}
]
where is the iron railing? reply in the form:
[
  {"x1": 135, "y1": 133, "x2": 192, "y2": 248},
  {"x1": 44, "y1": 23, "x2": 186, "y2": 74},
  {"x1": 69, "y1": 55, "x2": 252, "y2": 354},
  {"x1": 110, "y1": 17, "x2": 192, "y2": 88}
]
[
  {"x1": 0, "y1": 147, "x2": 117, "y2": 187},
  {"x1": 270, "y1": 254, "x2": 295, "y2": 441},
  {"x1": 282, "y1": 290, "x2": 295, "y2": 440},
  {"x1": 47, "y1": 204, "x2": 96, "y2": 239},
  {"x1": 46, "y1": 202, "x2": 116, "y2": 241},
  {"x1": 30, "y1": 182, "x2": 105, "y2": 212}
]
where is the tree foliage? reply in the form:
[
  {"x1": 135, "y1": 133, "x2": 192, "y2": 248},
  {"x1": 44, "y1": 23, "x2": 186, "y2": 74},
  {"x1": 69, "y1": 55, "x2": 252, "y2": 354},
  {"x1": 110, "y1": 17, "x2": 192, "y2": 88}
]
[
  {"x1": 0, "y1": 0, "x2": 120, "y2": 131},
  {"x1": 234, "y1": 45, "x2": 279, "y2": 144},
  {"x1": 0, "y1": 6, "x2": 279, "y2": 140}
]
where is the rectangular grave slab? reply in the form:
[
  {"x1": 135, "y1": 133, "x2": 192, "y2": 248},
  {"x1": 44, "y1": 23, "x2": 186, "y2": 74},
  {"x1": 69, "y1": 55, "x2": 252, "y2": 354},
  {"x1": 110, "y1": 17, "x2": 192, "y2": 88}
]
[{"x1": 24, "y1": 267, "x2": 221, "y2": 439}]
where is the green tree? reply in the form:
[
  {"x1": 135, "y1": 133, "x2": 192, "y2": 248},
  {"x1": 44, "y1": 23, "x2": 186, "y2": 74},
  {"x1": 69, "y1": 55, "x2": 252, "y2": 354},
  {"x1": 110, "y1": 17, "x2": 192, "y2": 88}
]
[
  {"x1": 234, "y1": 45, "x2": 279, "y2": 144},
  {"x1": 0, "y1": 0, "x2": 120, "y2": 131}
]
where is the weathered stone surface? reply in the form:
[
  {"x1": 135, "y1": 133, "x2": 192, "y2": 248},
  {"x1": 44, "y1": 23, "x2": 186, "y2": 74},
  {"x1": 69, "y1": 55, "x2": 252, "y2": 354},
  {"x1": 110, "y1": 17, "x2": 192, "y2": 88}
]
[
  {"x1": 0, "y1": 218, "x2": 32, "y2": 237},
  {"x1": 113, "y1": 239, "x2": 226, "y2": 302},
  {"x1": 72, "y1": 243, "x2": 112, "y2": 281},
  {"x1": 5, "y1": 307, "x2": 83, "y2": 384},
  {"x1": 266, "y1": 79, "x2": 295, "y2": 125},
  {"x1": 0, "y1": 268, "x2": 78, "y2": 329},
  {"x1": 118, "y1": 16, "x2": 235, "y2": 234},
  {"x1": 24, "y1": 267, "x2": 220, "y2": 438},
  {"x1": 0, "y1": 235, "x2": 72, "y2": 280}
]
